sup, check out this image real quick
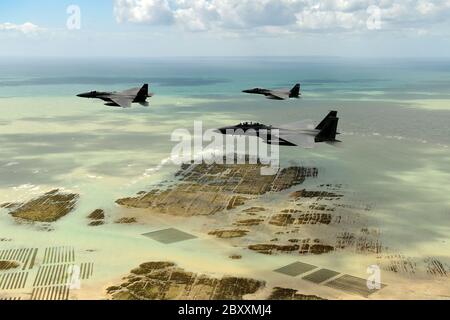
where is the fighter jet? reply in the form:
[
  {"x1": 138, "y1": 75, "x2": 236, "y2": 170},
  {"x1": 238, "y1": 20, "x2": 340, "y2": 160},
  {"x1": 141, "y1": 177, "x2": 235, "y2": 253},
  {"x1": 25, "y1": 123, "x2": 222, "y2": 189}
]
[
  {"x1": 217, "y1": 111, "x2": 340, "y2": 147},
  {"x1": 242, "y1": 83, "x2": 301, "y2": 100},
  {"x1": 77, "y1": 84, "x2": 153, "y2": 108}
]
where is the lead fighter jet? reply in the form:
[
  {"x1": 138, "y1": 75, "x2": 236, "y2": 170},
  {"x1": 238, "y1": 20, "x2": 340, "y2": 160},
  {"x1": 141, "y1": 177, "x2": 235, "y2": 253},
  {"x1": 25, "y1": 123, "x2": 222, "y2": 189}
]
[
  {"x1": 217, "y1": 111, "x2": 340, "y2": 147},
  {"x1": 77, "y1": 84, "x2": 153, "y2": 108},
  {"x1": 242, "y1": 83, "x2": 301, "y2": 100}
]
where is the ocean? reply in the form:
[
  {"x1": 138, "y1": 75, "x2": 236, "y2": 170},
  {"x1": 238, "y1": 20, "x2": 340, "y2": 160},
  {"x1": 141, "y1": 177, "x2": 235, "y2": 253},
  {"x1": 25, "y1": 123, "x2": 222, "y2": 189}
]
[{"x1": 0, "y1": 57, "x2": 449, "y2": 299}]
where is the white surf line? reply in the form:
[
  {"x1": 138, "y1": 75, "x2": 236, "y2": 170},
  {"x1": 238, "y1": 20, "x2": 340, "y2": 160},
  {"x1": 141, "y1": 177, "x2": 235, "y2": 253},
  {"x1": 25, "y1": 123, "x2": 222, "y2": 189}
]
[
  {"x1": 341, "y1": 131, "x2": 449, "y2": 149},
  {"x1": 126, "y1": 146, "x2": 229, "y2": 187}
]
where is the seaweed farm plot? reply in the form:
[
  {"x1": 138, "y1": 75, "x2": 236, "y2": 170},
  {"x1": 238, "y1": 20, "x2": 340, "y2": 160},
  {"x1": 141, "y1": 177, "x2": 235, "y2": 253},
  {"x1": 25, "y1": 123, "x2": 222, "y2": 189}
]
[
  {"x1": 274, "y1": 262, "x2": 317, "y2": 277},
  {"x1": 0, "y1": 296, "x2": 22, "y2": 300},
  {"x1": 376, "y1": 254, "x2": 450, "y2": 279},
  {"x1": 116, "y1": 159, "x2": 319, "y2": 217},
  {"x1": 106, "y1": 261, "x2": 266, "y2": 300},
  {"x1": 106, "y1": 261, "x2": 339, "y2": 300},
  {"x1": 325, "y1": 275, "x2": 386, "y2": 298},
  {"x1": 32, "y1": 262, "x2": 94, "y2": 287},
  {"x1": 143, "y1": 228, "x2": 197, "y2": 244},
  {"x1": 0, "y1": 272, "x2": 29, "y2": 290},
  {"x1": 42, "y1": 247, "x2": 75, "y2": 264},
  {"x1": 203, "y1": 180, "x2": 381, "y2": 259},
  {"x1": 273, "y1": 261, "x2": 386, "y2": 298},
  {"x1": 31, "y1": 285, "x2": 71, "y2": 300},
  {"x1": 0, "y1": 246, "x2": 95, "y2": 300},
  {"x1": 0, "y1": 248, "x2": 38, "y2": 296},
  {"x1": 31, "y1": 247, "x2": 94, "y2": 300},
  {"x1": 1, "y1": 189, "x2": 79, "y2": 223},
  {"x1": 0, "y1": 248, "x2": 38, "y2": 270}
]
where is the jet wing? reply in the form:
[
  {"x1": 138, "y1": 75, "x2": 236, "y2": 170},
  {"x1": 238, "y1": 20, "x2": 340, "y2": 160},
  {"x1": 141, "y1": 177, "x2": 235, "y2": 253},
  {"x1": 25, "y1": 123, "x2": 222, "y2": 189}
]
[
  {"x1": 262, "y1": 130, "x2": 316, "y2": 148},
  {"x1": 109, "y1": 96, "x2": 133, "y2": 108},
  {"x1": 266, "y1": 90, "x2": 289, "y2": 100}
]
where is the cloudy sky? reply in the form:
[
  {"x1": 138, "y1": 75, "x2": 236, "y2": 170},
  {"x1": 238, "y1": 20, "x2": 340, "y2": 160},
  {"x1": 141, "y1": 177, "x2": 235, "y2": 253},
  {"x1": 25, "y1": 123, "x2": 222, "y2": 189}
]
[{"x1": 1, "y1": 0, "x2": 450, "y2": 57}]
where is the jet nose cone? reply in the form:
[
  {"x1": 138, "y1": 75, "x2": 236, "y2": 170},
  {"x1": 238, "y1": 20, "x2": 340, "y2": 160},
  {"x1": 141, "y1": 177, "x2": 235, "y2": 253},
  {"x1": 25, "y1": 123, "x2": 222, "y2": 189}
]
[
  {"x1": 77, "y1": 92, "x2": 90, "y2": 98},
  {"x1": 242, "y1": 90, "x2": 251, "y2": 93}
]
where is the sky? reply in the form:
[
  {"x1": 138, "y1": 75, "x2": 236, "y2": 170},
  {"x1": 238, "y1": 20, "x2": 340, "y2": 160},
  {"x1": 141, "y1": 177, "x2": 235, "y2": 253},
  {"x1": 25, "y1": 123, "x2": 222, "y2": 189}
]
[{"x1": 0, "y1": 0, "x2": 450, "y2": 57}]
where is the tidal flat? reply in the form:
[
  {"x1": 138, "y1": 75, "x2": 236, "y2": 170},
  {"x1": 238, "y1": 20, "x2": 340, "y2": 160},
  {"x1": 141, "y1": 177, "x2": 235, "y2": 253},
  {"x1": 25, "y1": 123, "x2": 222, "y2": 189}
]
[{"x1": 0, "y1": 57, "x2": 449, "y2": 300}]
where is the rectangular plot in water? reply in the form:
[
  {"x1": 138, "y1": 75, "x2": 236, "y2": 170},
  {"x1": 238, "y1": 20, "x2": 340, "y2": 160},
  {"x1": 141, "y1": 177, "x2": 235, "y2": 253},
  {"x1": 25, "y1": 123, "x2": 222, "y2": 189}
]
[
  {"x1": 274, "y1": 262, "x2": 317, "y2": 277},
  {"x1": 0, "y1": 297, "x2": 21, "y2": 301},
  {"x1": 33, "y1": 264, "x2": 73, "y2": 287},
  {"x1": 0, "y1": 248, "x2": 38, "y2": 270},
  {"x1": 31, "y1": 285, "x2": 70, "y2": 301},
  {"x1": 24, "y1": 248, "x2": 38, "y2": 270},
  {"x1": 43, "y1": 247, "x2": 75, "y2": 264},
  {"x1": 302, "y1": 268, "x2": 340, "y2": 284},
  {"x1": 143, "y1": 228, "x2": 197, "y2": 244},
  {"x1": 80, "y1": 262, "x2": 94, "y2": 280},
  {"x1": 326, "y1": 275, "x2": 385, "y2": 298},
  {"x1": 0, "y1": 272, "x2": 28, "y2": 290}
]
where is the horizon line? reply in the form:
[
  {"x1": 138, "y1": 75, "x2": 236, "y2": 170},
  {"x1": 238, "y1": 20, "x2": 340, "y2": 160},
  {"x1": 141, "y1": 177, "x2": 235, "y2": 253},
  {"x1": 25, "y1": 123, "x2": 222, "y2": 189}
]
[{"x1": 1, "y1": 55, "x2": 450, "y2": 60}]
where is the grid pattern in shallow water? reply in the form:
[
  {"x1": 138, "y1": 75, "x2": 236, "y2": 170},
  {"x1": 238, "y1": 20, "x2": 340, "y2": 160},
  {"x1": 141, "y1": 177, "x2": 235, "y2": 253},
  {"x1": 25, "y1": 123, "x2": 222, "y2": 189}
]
[
  {"x1": 274, "y1": 261, "x2": 317, "y2": 277},
  {"x1": 142, "y1": 228, "x2": 197, "y2": 244}
]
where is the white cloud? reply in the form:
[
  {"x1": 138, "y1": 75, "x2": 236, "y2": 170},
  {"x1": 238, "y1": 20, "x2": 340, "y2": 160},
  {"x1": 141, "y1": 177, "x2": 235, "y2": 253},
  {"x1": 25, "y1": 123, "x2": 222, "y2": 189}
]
[
  {"x1": 212, "y1": 0, "x2": 299, "y2": 29},
  {"x1": 174, "y1": 0, "x2": 219, "y2": 31},
  {"x1": 112, "y1": 0, "x2": 450, "y2": 35},
  {"x1": 0, "y1": 22, "x2": 42, "y2": 34},
  {"x1": 296, "y1": 8, "x2": 365, "y2": 30},
  {"x1": 416, "y1": 1, "x2": 437, "y2": 15},
  {"x1": 114, "y1": 0, "x2": 174, "y2": 24}
]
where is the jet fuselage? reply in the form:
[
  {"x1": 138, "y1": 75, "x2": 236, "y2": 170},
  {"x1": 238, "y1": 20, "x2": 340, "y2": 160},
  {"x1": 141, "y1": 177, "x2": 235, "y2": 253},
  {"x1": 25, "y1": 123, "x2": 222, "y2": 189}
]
[
  {"x1": 77, "y1": 91, "x2": 152, "y2": 106},
  {"x1": 76, "y1": 84, "x2": 153, "y2": 108},
  {"x1": 216, "y1": 111, "x2": 340, "y2": 147},
  {"x1": 242, "y1": 84, "x2": 301, "y2": 100},
  {"x1": 242, "y1": 88, "x2": 272, "y2": 95}
]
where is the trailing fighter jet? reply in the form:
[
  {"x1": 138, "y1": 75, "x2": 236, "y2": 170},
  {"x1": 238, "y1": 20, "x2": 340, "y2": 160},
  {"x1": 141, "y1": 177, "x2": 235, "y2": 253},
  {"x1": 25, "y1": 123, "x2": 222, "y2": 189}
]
[
  {"x1": 242, "y1": 83, "x2": 301, "y2": 100},
  {"x1": 216, "y1": 111, "x2": 340, "y2": 147},
  {"x1": 77, "y1": 84, "x2": 153, "y2": 108}
]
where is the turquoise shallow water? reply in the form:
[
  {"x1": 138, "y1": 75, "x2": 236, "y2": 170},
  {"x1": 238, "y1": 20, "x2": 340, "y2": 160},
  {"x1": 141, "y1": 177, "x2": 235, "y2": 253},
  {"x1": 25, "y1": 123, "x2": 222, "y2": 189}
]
[
  {"x1": 0, "y1": 57, "x2": 449, "y2": 298},
  {"x1": 1, "y1": 57, "x2": 449, "y2": 190}
]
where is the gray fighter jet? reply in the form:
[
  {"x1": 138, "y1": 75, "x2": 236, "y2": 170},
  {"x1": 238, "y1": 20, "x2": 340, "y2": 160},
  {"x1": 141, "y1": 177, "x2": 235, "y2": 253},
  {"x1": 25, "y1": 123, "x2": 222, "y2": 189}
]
[
  {"x1": 216, "y1": 111, "x2": 340, "y2": 147},
  {"x1": 242, "y1": 83, "x2": 301, "y2": 100},
  {"x1": 77, "y1": 84, "x2": 153, "y2": 108}
]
